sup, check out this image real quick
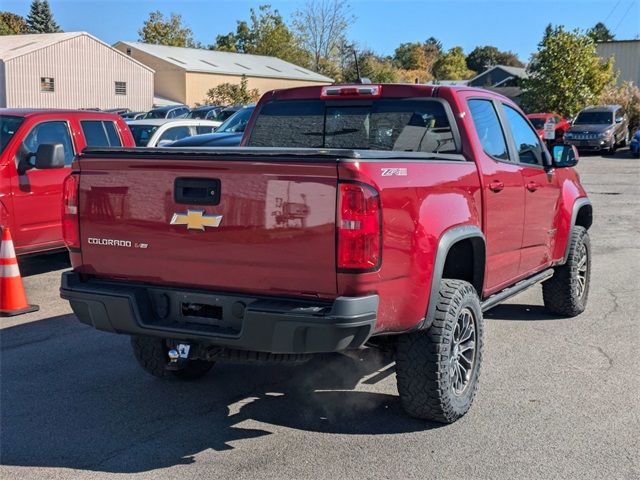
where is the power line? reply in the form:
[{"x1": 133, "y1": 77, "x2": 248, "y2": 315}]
[
  {"x1": 604, "y1": 0, "x2": 623, "y2": 23},
  {"x1": 613, "y1": 1, "x2": 637, "y2": 34}
]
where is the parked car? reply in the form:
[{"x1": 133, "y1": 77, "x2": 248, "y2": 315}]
[
  {"x1": 121, "y1": 111, "x2": 146, "y2": 121},
  {"x1": 60, "y1": 84, "x2": 592, "y2": 424},
  {"x1": 217, "y1": 105, "x2": 244, "y2": 121},
  {"x1": 126, "y1": 119, "x2": 222, "y2": 147},
  {"x1": 630, "y1": 129, "x2": 640, "y2": 157},
  {"x1": 187, "y1": 105, "x2": 225, "y2": 120},
  {"x1": 142, "y1": 105, "x2": 190, "y2": 120},
  {"x1": 0, "y1": 109, "x2": 135, "y2": 255},
  {"x1": 564, "y1": 105, "x2": 629, "y2": 154},
  {"x1": 526, "y1": 113, "x2": 570, "y2": 142},
  {"x1": 168, "y1": 105, "x2": 255, "y2": 148}
]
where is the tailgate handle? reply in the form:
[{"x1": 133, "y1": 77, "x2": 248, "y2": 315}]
[{"x1": 174, "y1": 177, "x2": 221, "y2": 205}]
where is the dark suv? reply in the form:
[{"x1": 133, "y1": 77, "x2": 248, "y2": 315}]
[{"x1": 565, "y1": 105, "x2": 629, "y2": 154}]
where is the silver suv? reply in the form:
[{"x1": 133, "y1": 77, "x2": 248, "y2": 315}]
[{"x1": 565, "y1": 105, "x2": 629, "y2": 154}]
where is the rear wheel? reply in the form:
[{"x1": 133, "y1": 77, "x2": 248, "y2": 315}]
[
  {"x1": 395, "y1": 279, "x2": 483, "y2": 423},
  {"x1": 130, "y1": 336, "x2": 214, "y2": 380},
  {"x1": 542, "y1": 226, "x2": 590, "y2": 316}
]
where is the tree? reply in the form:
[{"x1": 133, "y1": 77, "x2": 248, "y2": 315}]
[
  {"x1": 213, "y1": 5, "x2": 308, "y2": 66},
  {"x1": 0, "y1": 11, "x2": 28, "y2": 35},
  {"x1": 432, "y1": 47, "x2": 475, "y2": 80},
  {"x1": 392, "y1": 37, "x2": 442, "y2": 82},
  {"x1": 465, "y1": 45, "x2": 523, "y2": 73},
  {"x1": 204, "y1": 75, "x2": 261, "y2": 105},
  {"x1": 138, "y1": 11, "x2": 195, "y2": 47},
  {"x1": 521, "y1": 26, "x2": 615, "y2": 117},
  {"x1": 341, "y1": 49, "x2": 398, "y2": 83},
  {"x1": 587, "y1": 22, "x2": 614, "y2": 43},
  {"x1": 26, "y1": 0, "x2": 61, "y2": 33},
  {"x1": 599, "y1": 82, "x2": 640, "y2": 132},
  {"x1": 293, "y1": 0, "x2": 354, "y2": 77}
]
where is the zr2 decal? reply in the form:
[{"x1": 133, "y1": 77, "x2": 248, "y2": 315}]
[{"x1": 381, "y1": 168, "x2": 408, "y2": 177}]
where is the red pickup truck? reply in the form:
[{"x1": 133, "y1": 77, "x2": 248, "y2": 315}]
[
  {"x1": 0, "y1": 109, "x2": 134, "y2": 255},
  {"x1": 60, "y1": 85, "x2": 592, "y2": 423}
]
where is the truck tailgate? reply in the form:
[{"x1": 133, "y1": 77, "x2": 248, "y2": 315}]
[{"x1": 77, "y1": 155, "x2": 338, "y2": 297}]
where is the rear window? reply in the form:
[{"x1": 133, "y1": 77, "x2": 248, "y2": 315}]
[
  {"x1": 81, "y1": 120, "x2": 122, "y2": 147},
  {"x1": 248, "y1": 99, "x2": 457, "y2": 153},
  {"x1": 0, "y1": 115, "x2": 25, "y2": 154}
]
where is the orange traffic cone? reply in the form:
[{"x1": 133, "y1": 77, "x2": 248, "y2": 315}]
[{"x1": 0, "y1": 227, "x2": 39, "y2": 316}]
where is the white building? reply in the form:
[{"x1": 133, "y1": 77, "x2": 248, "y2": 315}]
[{"x1": 0, "y1": 32, "x2": 154, "y2": 110}]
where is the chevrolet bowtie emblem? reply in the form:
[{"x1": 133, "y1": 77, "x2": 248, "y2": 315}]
[{"x1": 170, "y1": 209, "x2": 223, "y2": 231}]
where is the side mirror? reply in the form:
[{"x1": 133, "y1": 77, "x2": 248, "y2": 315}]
[
  {"x1": 35, "y1": 143, "x2": 66, "y2": 169},
  {"x1": 615, "y1": 118, "x2": 622, "y2": 124},
  {"x1": 552, "y1": 144, "x2": 579, "y2": 168}
]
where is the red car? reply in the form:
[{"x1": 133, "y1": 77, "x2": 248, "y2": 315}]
[
  {"x1": 527, "y1": 113, "x2": 571, "y2": 142},
  {"x1": 61, "y1": 85, "x2": 592, "y2": 423},
  {"x1": 0, "y1": 109, "x2": 135, "y2": 255}
]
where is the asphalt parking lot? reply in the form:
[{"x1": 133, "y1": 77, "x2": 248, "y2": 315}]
[{"x1": 1, "y1": 152, "x2": 638, "y2": 480}]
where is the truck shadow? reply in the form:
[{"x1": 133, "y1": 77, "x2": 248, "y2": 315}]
[
  {"x1": 18, "y1": 251, "x2": 70, "y2": 277},
  {"x1": 0, "y1": 314, "x2": 435, "y2": 474}
]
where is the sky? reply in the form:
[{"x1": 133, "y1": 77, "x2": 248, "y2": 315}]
[{"x1": 3, "y1": 0, "x2": 639, "y2": 63}]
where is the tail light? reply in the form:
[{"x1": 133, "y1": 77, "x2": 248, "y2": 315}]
[
  {"x1": 337, "y1": 182, "x2": 381, "y2": 272},
  {"x1": 62, "y1": 174, "x2": 80, "y2": 249}
]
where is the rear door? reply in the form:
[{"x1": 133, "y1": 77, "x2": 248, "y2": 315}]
[
  {"x1": 9, "y1": 118, "x2": 75, "y2": 251},
  {"x1": 78, "y1": 155, "x2": 338, "y2": 297},
  {"x1": 500, "y1": 103, "x2": 561, "y2": 276},
  {"x1": 466, "y1": 98, "x2": 525, "y2": 293}
]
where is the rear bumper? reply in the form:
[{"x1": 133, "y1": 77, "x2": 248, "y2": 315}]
[{"x1": 60, "y1": 272, "x2": 378, "y2": 354}]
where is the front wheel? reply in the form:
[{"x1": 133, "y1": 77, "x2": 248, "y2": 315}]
[
  {"x1": 130, "y1": 336, "x2": 215, "y2": 380},
  {"x1": 395, "y1": 279, "x2": 483, "y2": 423},
  {"x1": 542, "y1": 226, "x2": 590, "y2": 316}
]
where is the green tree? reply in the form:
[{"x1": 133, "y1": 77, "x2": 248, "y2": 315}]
[
  {"x1": 26, "y1": 0, "x2": 61, "y2": 33},
  {"x1": 0, "y1": 11, "x2": 28, "y2": 35},
  {"x1": 521, "y1": 26, "x2": 615, "y2": 117},
  {"x1": 293, "y1": 0, "x2": 354, "y2": 77},
  {"x1": 342, "y1": 49, "x2": 398, "y2": 83},
  {"x1": 204, "y1": 75, "x2": 261, "y2": 105},
  {"x1": 138, "y1": 11, "x2": 195, "y2": 47},
  {"x1": 432, "y1": 46, "x2": 475, "y2": 80},
  {"x1": 587, "y1": 22, "x2": 615, "y2": 43},
  {"x1": 214, "y1": 5, "x2": 308, "y2": 66},
  {"x1": 392, "y1": 38, "x2": 442, "y2": 82},
  {"x1": 465, "y1": 45, "x2": 523, "y2": 73}
]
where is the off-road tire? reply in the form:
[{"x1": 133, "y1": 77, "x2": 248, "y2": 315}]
[
  {"x1": 542, "y1": 226, "x2": 590, "y2": 317},
  {"x1": 130, "y1": 336, "x2": 214, "y2": 380},
  {"x1": 395, "y1": 279, "x2": 483, "y2": 424}
]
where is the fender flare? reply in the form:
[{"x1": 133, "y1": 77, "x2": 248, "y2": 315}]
[
  {"x1": 422, "y1": 225, "x2": 485, "y2": 330},
  {"x1": 562, "y1": 197, "x2": 592, "y2": 264}
]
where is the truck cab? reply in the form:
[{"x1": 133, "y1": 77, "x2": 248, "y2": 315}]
[{"x1": 0, "y1": 109, "x2": 135, "y2": 255}]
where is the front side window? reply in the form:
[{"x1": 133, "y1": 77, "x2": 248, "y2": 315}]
[
  {"x1": 21, "y1": 121, "x2": 74, "y2": 165},
  {"x1": 81, "y1": 121, "x2": 122, "y2": 147},
  {"x1": 503, "y1": 105, "x2": 544, "y2": 166},
  {"x1": 248, "y1": 99, "x2": 457, "y2": 153},
  {"x1": 468, "y1": 99, "x2": 509, "y2": 161}
]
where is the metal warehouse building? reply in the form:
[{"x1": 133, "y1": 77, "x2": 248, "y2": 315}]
[
  {"x1": 597, "y1": 40, "x2": 640, "y2": 86},
  {"x1": 114, "y1": 41, "x2": 333, "y2": 107},
  {"x1": 0, "y1": 32, "x2": 154, "y2": 110}
]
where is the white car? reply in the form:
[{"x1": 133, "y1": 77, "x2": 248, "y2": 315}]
[{"x1": 126, "y1": 119, "x2": 222, "y2": 147}]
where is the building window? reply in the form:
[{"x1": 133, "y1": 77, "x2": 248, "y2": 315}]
[
  {"x1": 115, "y1": 81, "x2": 127, "y2": 95},
  {"x1": 40, "y1": 77, "x2": 54, "y2": 92}
]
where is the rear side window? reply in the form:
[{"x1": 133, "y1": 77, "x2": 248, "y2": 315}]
[
  {"x1": 158, "y1": 126, "x2": 191, "y2": 143},
  {"x1": 81, "y1": 121, "x2": 122, "y2": 147},
  {"x1": 248, "y1": 99, "x2": 458, "y2": 153},
  {"x1": 468, "y1": 99, "x2": 509, "y2": 161}
]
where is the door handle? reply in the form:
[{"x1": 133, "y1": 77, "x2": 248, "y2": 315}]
[
  {"x1": 526, "y1": 181, "x2": 540, "y2": 192},
  {"x1": 489, "y1": 180, "x2": 504, "y2": 192}
]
